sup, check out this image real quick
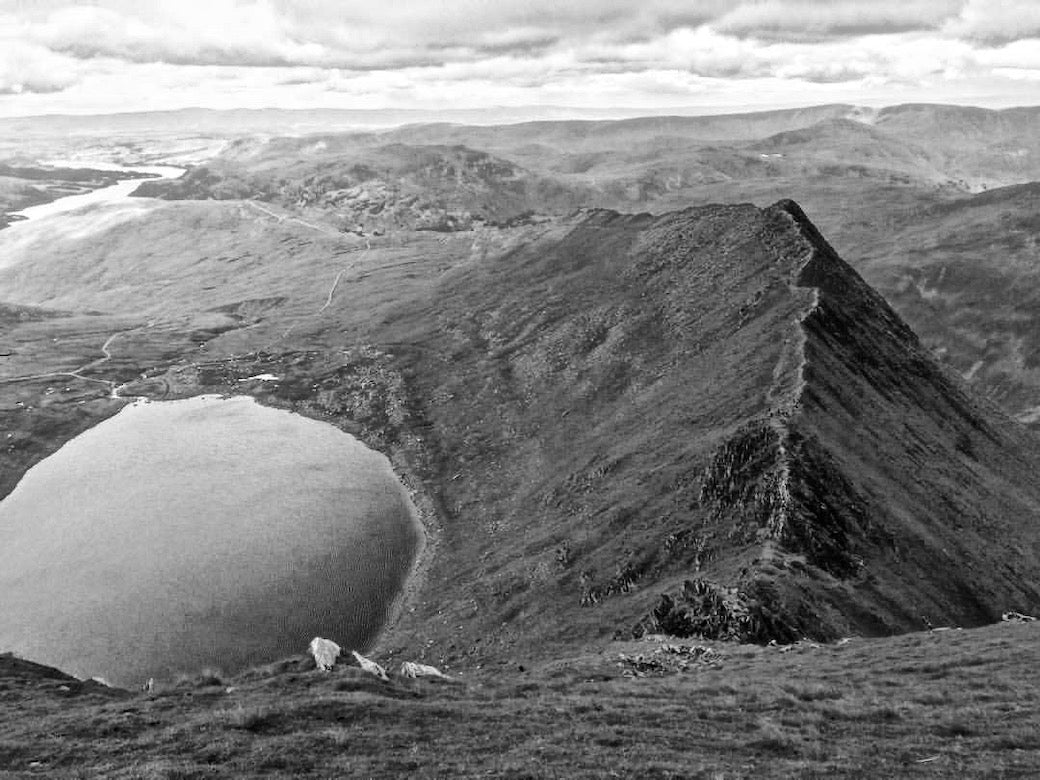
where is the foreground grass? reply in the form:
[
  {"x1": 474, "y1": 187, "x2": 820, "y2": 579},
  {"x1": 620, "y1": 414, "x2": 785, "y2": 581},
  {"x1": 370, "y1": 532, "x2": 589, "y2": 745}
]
[{"x1": 2, "y1": 623, "x2": 1039, "y2": 778}]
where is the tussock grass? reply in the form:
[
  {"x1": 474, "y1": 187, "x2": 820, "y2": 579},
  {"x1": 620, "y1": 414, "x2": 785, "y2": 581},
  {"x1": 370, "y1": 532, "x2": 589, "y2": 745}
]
[
  {"x1": 2, "y1": 624, "x2": 1040, "y2": 777},
  {"x1": 747, "y1": 718, "x2": 806, "y2": 758},
  {"x1": 173, "y1": 667, "x2": 225, "y2": 690},
  {"x1": 218, "y1": 704, "x2": 278, "y2": 733},
  {"x1": 782, "y1": 682, "x2": 845, "y2": 701}
]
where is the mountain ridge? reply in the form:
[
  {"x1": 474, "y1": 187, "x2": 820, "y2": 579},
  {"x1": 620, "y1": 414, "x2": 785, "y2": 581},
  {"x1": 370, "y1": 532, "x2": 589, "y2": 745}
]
[
  {"x1": 360, "y1": 200, "x2": 1040, "y2": 659},
  {"x1": 2, "y1": 193, "x2": 1040, "y2": 670}
]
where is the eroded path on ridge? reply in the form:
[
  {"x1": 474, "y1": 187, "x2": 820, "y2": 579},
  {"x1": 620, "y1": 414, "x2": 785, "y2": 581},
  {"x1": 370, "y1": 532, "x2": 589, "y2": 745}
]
[
  {"x1": 244, "y1": 200, "x2": 339, "y2": 237},
  {"x1": 263, "y1": 237, "x2": 373, "y2": 350}
]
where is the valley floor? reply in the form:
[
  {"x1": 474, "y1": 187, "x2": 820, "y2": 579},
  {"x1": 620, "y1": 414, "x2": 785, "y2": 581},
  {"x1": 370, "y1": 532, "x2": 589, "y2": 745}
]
[{"x1": 2, "y1": 622, "x2": 1038, "y2": 778}]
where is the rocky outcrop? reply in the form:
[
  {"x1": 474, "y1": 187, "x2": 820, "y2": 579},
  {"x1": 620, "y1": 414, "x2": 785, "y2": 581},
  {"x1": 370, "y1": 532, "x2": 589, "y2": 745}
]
[
  {"x1": 132, "y1": 143, "x2": 589, "y2": 233},
  {"x1": 627, "y1": 199, "x2": 1040, "y2": 644}
]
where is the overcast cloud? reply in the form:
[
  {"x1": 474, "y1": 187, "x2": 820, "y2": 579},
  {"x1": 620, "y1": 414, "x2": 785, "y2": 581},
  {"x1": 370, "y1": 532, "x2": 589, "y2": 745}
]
[{"x1": 0, "y1": 0, "x2": 1037, "y2": 116}]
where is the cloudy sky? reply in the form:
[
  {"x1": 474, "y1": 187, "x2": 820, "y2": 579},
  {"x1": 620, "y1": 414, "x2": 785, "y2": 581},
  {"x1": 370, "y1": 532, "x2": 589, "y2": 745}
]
[{"x1": 1, "y1": 0, "x2": 1038, "y2": 117}]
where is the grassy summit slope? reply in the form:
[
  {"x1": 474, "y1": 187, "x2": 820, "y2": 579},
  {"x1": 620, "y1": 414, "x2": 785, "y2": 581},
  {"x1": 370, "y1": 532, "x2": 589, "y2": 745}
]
[{"x1": 2, "y1": 623, "x2": 1040, "y2": 778}]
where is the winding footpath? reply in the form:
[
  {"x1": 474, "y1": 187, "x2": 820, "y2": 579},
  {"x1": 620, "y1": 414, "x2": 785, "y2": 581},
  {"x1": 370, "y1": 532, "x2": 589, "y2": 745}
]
[
  {"x1": 264, "y1": 237, "x2": 372, "y2": 350},
  {"x1": 2, "y1": 185, "x2": 370, "y2": 389},
  {"x1": 0, "y1": 325, "x2": 149, "y2": 398},
  {"x1": 0, "y1": 162, "x2": 185, "y2": 396},
  {"x1": 244, "y1": 200, "x2": 339, "y2": 237}
]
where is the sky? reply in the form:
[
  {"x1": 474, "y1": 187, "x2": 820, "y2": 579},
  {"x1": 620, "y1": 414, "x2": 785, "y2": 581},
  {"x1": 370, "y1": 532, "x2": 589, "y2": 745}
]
[{"x1": 1, "y1": 0, "x2": 1038, "y2": 118}]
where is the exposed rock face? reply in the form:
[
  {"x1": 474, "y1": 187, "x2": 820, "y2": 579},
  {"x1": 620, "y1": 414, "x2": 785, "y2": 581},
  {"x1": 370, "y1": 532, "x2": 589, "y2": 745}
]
[
  {"x1": 132, "y1": 143, "x2": 588, "y2": 233},
  {"x1": 622, "y1": 200, "x2": 1040, "y2": 643},
  {"x1": 376, "y1": 199, "x2": 1040, "y2": 658}
]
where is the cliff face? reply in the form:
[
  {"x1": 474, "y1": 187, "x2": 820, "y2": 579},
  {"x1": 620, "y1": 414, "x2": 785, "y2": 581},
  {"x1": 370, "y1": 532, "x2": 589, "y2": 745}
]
[
  {"x1": 655, "y1": 200, "x2": 1040, "y2": 643},
  {"x1": 377, "y1": 200, "x2": 1040, "y2": 660}
]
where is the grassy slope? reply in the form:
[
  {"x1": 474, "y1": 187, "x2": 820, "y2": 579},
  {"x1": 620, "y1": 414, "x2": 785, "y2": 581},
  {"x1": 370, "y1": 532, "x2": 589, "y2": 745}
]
[
  {"x1": 846, "y1": 183, "x2": 1040, "y2": 419},
  {"x1": 2, "y1": 622, "x2": 1039, "y2": 778}
]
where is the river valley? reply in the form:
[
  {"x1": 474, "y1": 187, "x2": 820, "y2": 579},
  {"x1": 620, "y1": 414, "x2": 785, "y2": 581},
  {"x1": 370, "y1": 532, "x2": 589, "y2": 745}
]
[{"x1": 6, "y1": 161, "x2": 185, "y2": 225}]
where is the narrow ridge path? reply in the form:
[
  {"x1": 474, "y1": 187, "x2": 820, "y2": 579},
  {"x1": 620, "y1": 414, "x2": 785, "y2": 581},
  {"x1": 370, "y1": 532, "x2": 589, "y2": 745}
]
[
  {"x1": 244, "y1": 200, "x2": 338, "y2": 237},
  {"x1": 264, "y1": 238, "x2": 372, "y2": 350}
]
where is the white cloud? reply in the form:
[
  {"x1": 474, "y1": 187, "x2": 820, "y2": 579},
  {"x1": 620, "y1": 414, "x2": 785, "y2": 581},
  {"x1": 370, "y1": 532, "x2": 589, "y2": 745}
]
[
  {"x1": 0, "y1": 1, "x2": 1038, "y2": 115},
  {"x1": 944, "y1": 0, "x2": 1040, "y2": 44},
  {"x1": 976, "y1": 40, "x2": 1040, "y2": 72},
  {"x1": 33, "y1": 1, "x2": 329, "y2": 67},
  {"x1": 13, "y1": 0, "x2": 726, "y2": 68},
  {"x1": 713, "y1": 0, "x2": 961, "y2": 40},
  {"x1": 0, "y1": 30, "x2": 81, "y2": 95}
]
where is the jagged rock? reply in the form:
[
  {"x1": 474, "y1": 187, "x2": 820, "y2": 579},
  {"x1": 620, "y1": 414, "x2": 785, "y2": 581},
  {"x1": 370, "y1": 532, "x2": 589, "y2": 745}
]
[
  {"x1": 1002, "y1": 611, "x2": 1037, "y2": 623},
  {"x1": 351, "y1": 651, "x2": 388, "y2": 681},
  {"x1": 632, "y1": 579, "x2": 803, "y2": 644},
  {"x1": 399, "y1": 661, "x2": 450, "y2": 679}
]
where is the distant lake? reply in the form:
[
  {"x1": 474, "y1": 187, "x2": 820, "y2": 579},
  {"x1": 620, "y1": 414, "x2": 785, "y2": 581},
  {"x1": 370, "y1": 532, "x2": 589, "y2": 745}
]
[
  {"x1": 6, "y1": 162, "x2": 184, "y2": 225},
  {"x1": 0, "y1": 395, "x2": 422, "y2": 687}
]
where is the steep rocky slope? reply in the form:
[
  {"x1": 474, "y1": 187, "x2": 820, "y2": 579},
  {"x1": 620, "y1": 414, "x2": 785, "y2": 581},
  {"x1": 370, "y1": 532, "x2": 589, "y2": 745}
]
[
  {"x1": 844, "y1": 182, "x2": 1040, "y2": 422},
  {"x1": 365, "y1": 201, "x2": 1040, "y2": 662}
]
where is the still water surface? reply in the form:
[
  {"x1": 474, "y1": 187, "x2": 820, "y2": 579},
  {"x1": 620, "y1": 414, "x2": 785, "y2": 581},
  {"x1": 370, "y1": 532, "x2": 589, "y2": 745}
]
[
  {"x1": 0, "y1": 395, "x2": 421, "y2": 686},
  {"x1": 7, "y1": 162, "x2": 184, "y2": 225}
]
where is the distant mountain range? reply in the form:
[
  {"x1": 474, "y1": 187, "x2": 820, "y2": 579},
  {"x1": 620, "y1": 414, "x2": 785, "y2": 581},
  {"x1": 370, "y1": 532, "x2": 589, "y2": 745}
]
[
  {"x1": 0, "y1": 103, "x2": 859, "y2": 136},
  {"x1": 0, "y1": 101, "x2": 1035, "y2": 142}
]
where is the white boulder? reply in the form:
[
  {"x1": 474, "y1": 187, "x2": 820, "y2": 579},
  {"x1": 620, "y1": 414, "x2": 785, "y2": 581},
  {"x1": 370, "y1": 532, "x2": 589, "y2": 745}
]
[
  {"x1": 308, "y1": 637, "x2": 342, "y2": 671},
  {"x1": 399, "y1": 661, "x2": 450, "y2": 680}
]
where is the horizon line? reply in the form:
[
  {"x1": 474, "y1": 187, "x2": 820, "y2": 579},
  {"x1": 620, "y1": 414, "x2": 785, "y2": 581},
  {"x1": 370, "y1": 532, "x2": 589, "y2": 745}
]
[{"x1": 2, "y1": 100, "x2": 1040, "y2": 124}]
